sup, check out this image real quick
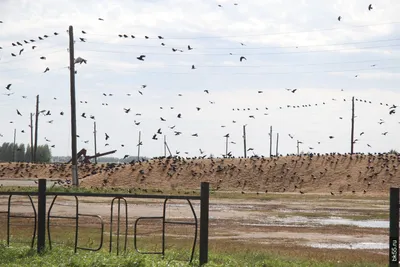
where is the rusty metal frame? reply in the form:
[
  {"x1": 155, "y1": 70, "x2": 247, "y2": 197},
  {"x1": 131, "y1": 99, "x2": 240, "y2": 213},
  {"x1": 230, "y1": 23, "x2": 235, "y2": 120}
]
[
  {"x1": 47, "y1": 195, "x2": 104, "y2": 252},
  {"x1": 109, "y1": 197, "x2": 128, "y2": 255},
  {"x1": 0, "y1": 183, "x2": 208, "y2": 265},
  {"x1": 2, "y1": 194, "x2": 37, "y2": 248},
  {"x1": 133, "y1": 198, "x2": 198, "y2": 263}
]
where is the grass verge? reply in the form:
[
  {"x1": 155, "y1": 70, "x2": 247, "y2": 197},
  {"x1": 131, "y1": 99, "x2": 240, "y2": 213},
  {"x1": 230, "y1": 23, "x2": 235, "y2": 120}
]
[{"x1": 0, "y1": 243, "x2": 386, "y2": 267}]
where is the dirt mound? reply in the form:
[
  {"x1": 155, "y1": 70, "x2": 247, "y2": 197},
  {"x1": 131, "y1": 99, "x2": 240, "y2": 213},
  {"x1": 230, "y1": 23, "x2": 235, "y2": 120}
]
[{"x1": 0, "y1": 154, "x2": 399, "y2": 195}]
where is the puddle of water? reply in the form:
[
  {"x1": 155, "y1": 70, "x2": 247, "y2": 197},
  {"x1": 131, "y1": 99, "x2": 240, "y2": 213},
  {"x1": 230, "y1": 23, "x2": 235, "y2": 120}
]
[
  {"x1": 210, "y1": 204, "x2": 255, "y2": 212},
  {"x1": 307, "y1": 242, "x2": 387, "y2": 250},
  {"x1": 244, "y1": 216, "x2": 388, "y2": 228},
  {"x1": 317, "y1": 217, "x2": 388, "y2": 228}
]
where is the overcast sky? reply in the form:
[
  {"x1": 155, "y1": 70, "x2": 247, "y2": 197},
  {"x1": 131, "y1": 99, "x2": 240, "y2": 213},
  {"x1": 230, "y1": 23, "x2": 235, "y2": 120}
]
[{"x1": 1, "y1": 0, "x2": 400, "y2": 158}]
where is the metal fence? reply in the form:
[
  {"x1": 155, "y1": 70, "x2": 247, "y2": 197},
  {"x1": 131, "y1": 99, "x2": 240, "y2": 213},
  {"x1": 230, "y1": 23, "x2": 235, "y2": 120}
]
[
  {"x1": 0, "y1": 179, "x2": 209, "y2": 265},
  {"x1": 390, "y1": 187, "x2": 399, "y2": 267}
]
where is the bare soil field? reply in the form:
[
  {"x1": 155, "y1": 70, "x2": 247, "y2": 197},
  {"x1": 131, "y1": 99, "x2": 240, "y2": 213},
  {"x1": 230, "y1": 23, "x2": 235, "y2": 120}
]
[{"x1": 0, "y1": 192, "x2": 389, "y2": 265}]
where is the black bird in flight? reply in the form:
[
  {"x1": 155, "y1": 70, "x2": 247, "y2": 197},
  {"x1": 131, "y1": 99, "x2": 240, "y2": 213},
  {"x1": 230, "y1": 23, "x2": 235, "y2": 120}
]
[
  {"x1": 338, "y1": 16, "x2": 341, "y2": 21},
  {"x1": 240, "y1": 56, "x2": 247, "y2": 62},
  {"x1": 16, "y1": 109, "x2": 22, "y2": 116},
  {"x1": 105, "y1": 133, "x2": 109, "y2": 140},
  {"x1": 368, "y1": 4, "x2": 373, "y2": 11},
  {"x1": 5, "y1": 84, "x2": 11, "y2": 90},
  {"x1": 137, "y1": 55, "x2": 146, "y2": 61}
]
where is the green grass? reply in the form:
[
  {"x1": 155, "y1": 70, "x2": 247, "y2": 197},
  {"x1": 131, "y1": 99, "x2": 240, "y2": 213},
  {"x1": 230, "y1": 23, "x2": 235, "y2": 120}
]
[
  {"x1": 0, "y1": 243, "x2": 385, "y2": 267},
  {"x1": 0, "y1": 185, "x2": 389, "y2": 202}
]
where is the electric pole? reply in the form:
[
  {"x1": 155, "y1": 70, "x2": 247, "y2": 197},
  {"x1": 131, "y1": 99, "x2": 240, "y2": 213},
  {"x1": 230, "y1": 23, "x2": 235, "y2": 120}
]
[
  {"x1": 164, "y1": 135, "x2": 166, "y2": 157},
  {"x1": 243, "y1": 125, "x2": 247, "y2": 158},
  {"x1": 269, "y1": 126, "x2": 273, "y2": 157},
  {"x1": 69, "y1": 25, "x2": 78, "y2": 186},
  {"x1": 137, "y1": 131, "x2": 141, "y2": 160},
  {"x1": 30, "y1": 113, "x2": 34, "y2": 161},
  {"x1": 164, "y1": 138, "x2": 172, "y2": 157},
  {"x1": 12, "y1": 129, "x2": 16, "y2": 162},
  {"x1": 297, "y1": 140, "x2": 300, "y2": 155},
  {"x1": 93, "y1": 121, "x2": 97, "y2": 164},
  {"x1": 225, "y1": 135, "x2": 229, "y2": 157},
  {"x1": 34, "y1": 95, "x2": 39, "y2": 163},
  {"x1": 276, "y1": 133, "x2": 279, "y2": 156},
  {"x1": 350, "y1": 96, "x2": 355, "y2": 155}
]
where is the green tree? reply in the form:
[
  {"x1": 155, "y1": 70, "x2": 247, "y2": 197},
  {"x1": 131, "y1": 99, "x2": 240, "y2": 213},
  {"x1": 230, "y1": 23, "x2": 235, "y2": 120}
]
[
  {"x1": 0, "y1": 142, "x2": 52, "y2": 163},
  {"x1": 25, "y1": 145, "x2": 32, "y2": 162},
  {"x1": 36, "y1": 145, "x2": 51, "y2": 163},
  {"x1": 16, "y1": 143, "x2": 25, "y2": 162},
  {"x1": 0, "y1": 143, "x2": 10, "y2": 161}
]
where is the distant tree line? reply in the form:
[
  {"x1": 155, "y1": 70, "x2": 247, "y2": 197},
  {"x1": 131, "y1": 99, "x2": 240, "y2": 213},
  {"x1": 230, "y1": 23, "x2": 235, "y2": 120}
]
[{"x1": 0, "y1": 142, "x2": 52, "y2": 163}]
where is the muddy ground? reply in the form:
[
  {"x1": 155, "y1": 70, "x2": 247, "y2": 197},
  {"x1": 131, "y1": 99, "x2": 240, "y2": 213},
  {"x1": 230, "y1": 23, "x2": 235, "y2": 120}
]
[{"x1": 0, "y1": 189, "x2": 390, "y2": 264}]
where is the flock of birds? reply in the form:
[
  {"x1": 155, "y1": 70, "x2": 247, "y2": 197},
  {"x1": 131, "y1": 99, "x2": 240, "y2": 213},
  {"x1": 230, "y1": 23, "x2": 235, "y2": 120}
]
[
  {"x1": 0, "y1": 2, "x2": 398, "y2": 159},
  {"x1": 0, "y1": 151, "x2": 399, "y2": 195}
]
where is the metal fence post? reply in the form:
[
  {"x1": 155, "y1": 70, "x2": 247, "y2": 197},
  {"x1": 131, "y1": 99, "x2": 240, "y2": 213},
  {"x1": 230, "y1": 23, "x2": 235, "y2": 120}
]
[
  {"x1": 199, "y1": 182, "x2": 209, "y2": 266},
  {"x1": 390, "y1": 187, "x2": 399, "y2": 267},
  {"x1": 37, "y1": 179, "x2": 47, "y2": 253}
]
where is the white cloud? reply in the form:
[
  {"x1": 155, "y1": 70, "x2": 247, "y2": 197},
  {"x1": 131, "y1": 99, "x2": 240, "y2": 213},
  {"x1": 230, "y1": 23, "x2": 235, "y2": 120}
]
[{"x1": 1, "y1": 0, "x2": 400, "y2": 158}]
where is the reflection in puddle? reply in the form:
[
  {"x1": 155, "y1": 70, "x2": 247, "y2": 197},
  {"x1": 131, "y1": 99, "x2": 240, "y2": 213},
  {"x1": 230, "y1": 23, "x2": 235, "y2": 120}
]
[
  {"x1": 307, "y1": 242, "x2": 387, "y2": 250},
  {"x1": 243, "y1": 216, "x2": 388, "y2": 228}
]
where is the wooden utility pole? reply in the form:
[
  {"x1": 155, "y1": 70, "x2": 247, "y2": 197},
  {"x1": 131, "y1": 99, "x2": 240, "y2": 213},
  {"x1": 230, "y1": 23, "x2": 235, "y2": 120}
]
[
  {"x1": 69, "y1": 25, "x2": 78, "y2": 186},
  {"x1": 164, "y1": 139, "x2": 172, "y2": 157},
  {"x1": 243, "y1": 125, "x2": 247, "y2": 158},
  {"x1": 30, "y1": 113, "x2": 34, "y2": 161},
  {"x1": 137, "y1": 131, "x2": 141, "y2": 160},
  {"x1": 276, "y1": 133, "x2": 279, "y2": 156},
  {"x1": 269, "y1": 126, "x2": 273, "y2": 157},
  {"x1": 93, "y1": 121, "x2": 97, "y2": 164},
  {"x1": 350, "y1": 96, "x2": 355, "y2": 154},
  {"x1": 34, "y1": 95, "x2": 39, "y2": 163},
  {"x1": 164, "y1": 135, "x2": 166, "y2": 157},
  {"x1": 297, "y1": 140, "x2": 300, "y2": 155},
  {"x1": 12, "y1": 129, "x2": 16, "y2": 162},
  {"x1": 225, "y1": 135, "x2": 229, "y2": 157}
]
